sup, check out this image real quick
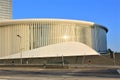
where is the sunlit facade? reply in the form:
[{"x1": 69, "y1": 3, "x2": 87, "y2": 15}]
[
  {"x1": 0, "y1": 0, "x2": 12, "y2": 20},
  {"x1": 0, "y1": 19, "x2": 108, "y2": 58}
]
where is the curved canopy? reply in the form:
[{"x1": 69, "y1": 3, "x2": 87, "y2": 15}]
[{"x1": 0, "y1": 42, "x2": 100, "y2": 59}]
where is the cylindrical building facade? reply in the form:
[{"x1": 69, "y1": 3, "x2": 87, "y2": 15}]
[{"x1": 0, "y1": 19, "x2": 108, "y2": 57}]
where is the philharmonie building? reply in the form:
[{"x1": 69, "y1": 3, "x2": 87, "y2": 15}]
[{"x1": 0, "y1": 0, "x2": 108, "y2": 64}]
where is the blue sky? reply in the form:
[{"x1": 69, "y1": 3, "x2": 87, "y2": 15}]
[{"x1": 12, "y1": 0, "x2": 120, "y2": 52}]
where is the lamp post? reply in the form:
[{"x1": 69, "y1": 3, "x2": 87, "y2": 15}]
[
  {"x1": 62, "y1": 54, "x2": 64, "y2": 66},
  {"x1": 82, "y1": 52, "x2": 86, "y2": 64},
  {"x1": 113, "y1": 52, "x2": 116, "y2": 66},
  {"x1": 61, "y1": 35, "x2": 69, "y2": 66},
  {"x1": 17, "y1": 35, "x2": 22, "y2": 64}
]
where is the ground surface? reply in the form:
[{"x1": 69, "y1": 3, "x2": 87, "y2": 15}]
[{"x1": 0, "y1": 68, "x2": 120, "y2": 80}]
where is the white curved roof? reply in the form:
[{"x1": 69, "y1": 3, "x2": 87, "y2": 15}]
[
  {"x1": 0, "y1": 42, "x2": 100, "y2": 59},
  {"x1": 0, "y1": 18, "x2": 94, "y2": 26},
  {"x1": 0, "y1": 18, "x2": 108, "y2": 32}
]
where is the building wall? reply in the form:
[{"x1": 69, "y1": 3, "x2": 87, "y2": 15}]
[
  {"x1": 1, "y1": 54, "x2": 120, "y2": 66},
  {"x1": 0, "y1": 24, "x2": 29, "y2": 57},
  {"x1": 28, "y1": 21, "x2": 107, "y2": 53},
  {"x1": 0, "y1": 20, "x2": 107, "y2": 57},
  {"x1": 0, "y1": 0, "x2": 12, "y2": 20},
  {"x1": 30, "y1": 22, "x2": 92, "y2": 50},
  {"x1": 91, "y1": 25, "x2": 107, "y2": 52}
]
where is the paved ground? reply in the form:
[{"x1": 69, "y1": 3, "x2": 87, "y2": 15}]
[{"x1": 0, "y1": 68, "x2": 120, "y2": 80}]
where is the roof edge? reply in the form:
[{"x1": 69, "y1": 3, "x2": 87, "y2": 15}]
[
  {"x1": 94, "y1": 24, "x2": 108, "y2": 32},
  {"x1": 0, "y1": 18, "x2": 94, "y2": 26}
]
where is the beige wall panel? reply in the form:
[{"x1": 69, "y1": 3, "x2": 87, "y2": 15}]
[
  {"x1": 0, "y1": 24, "x2": 29, "y2": 57},
  {"x1": 30, "y1": 22, "x2": 92, "y2": 50}
]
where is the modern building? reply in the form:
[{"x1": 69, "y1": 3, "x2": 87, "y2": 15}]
[
  {"x1": 0, "y1": 0, "x2": 108, "y2": 61},
  {"x1": 0, "y1": 0, "x2": 12, "y2": 20},
  {"x1": 0, "y1": 19, "x2": 108, "y2": 59}
]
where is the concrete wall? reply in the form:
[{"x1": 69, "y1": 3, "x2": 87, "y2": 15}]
[{"x1": 0, "y1": 54, "x2": 120, "y2": 66}]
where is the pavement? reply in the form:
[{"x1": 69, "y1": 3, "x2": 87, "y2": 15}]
[{"x1": 0, "y1": 67, "x2": 120, "y2": 80}]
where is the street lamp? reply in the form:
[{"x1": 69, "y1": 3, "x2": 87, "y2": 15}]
[
  {"x1": 17, "y1": 34, "x2": 22, "y2": 64},
  {"x1": 62, "y1": 54, "x2": 64, "y2": 66},
  {"x1": 17, "y1": 35, "x2": 21, "y2": 38}
]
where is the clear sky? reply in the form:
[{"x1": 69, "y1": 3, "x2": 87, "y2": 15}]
[{"x1": 12, "y1": 0, "x2": 120, "y2": 52}]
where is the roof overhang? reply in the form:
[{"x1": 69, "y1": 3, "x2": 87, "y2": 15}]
[{"x1": 0, "y1": 42, "x2": 100, "y2": 59}]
